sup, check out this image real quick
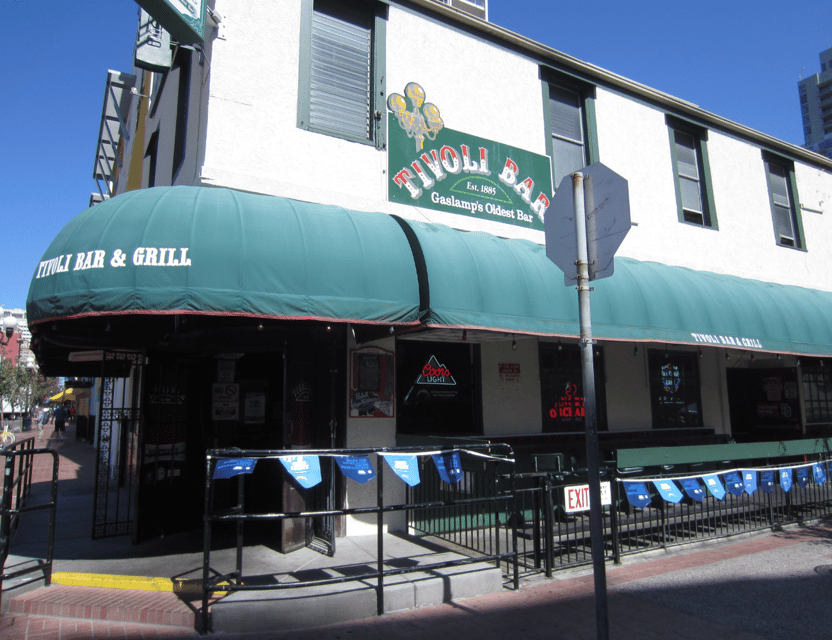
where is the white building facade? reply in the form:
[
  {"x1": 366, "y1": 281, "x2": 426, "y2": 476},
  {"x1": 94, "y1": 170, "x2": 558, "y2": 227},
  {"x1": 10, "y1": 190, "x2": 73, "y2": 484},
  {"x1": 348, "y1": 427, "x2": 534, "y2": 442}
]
[{"x1": 27, "y1": 0, "x2": 832, "y2": 541}]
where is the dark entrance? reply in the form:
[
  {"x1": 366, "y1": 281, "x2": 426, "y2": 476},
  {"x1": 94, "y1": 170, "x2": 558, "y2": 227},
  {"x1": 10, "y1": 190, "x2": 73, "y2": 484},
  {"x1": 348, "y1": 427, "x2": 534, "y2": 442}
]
[
  {"x1": 727, "y1": 367, "x2": 803, "y2": 442},
  {"x1": 92, "y1": 350, "x2": 145, "y2": 541}
]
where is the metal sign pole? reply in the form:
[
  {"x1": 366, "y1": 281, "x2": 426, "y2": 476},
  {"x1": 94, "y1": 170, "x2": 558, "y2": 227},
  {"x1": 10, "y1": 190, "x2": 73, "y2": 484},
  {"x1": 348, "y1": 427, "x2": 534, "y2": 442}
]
[{"x1": 572, "y1": 172, "x2": 610, "y2": 640}]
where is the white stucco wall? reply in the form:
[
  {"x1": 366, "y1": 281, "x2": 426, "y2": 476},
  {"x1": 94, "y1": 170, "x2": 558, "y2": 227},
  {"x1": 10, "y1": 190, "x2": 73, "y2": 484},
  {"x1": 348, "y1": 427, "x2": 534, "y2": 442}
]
[
  {"x1": 193, "y1": 0, "x2": 832, "y2": 292},
  {"x1": 479, "y1": 338, "x2": 541, "y2": 435}
]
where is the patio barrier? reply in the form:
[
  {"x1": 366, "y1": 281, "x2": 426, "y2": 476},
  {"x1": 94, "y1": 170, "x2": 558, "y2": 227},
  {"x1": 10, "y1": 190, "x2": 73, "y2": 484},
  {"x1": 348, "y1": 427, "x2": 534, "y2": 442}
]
[
  {"x1": 200, "y1": 444, "x2": 518, "y2": 635},
  {"x1": 0, "y1": 440, "x2": 59, "y2": 611},
  {"x1": 408, "y1": 438, "x2": 832, "y2": 577}
]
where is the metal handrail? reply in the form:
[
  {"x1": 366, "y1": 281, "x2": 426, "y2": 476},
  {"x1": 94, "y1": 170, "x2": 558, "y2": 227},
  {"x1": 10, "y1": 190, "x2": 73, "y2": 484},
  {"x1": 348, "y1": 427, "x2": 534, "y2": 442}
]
[
  {"x1": 199, "y1": 444, "x2": 517, "y2": 635},
  {"x1": 0, "y1": 441, "x2": 59, "y2": 611}
]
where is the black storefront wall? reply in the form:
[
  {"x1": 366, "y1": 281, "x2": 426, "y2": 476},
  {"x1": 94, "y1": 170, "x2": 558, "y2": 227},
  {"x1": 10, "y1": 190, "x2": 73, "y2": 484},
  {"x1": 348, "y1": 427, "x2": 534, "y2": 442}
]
[{"x1": 727, "y1": 367, "x2": 803, "y2": 443}]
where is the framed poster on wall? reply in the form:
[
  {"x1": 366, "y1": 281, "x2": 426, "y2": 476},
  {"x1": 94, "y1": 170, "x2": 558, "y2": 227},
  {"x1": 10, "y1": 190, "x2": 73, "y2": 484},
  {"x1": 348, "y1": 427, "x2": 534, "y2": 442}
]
[{"x1": 350, "y1": 348, "x2": 394, "y2": 418}]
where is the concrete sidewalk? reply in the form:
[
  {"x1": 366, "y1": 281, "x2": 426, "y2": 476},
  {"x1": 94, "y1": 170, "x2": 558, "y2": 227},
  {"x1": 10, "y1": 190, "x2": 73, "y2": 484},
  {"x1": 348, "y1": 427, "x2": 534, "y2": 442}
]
[{"x1": 2, "y1": 420, "x2": 832, "y2": 639}]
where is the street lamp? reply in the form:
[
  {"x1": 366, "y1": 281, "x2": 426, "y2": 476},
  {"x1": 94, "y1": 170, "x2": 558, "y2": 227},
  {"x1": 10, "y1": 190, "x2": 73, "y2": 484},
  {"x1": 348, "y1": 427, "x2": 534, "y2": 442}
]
[{"x1": 1, "y1": 312, "x2": 18, "y2": 345}]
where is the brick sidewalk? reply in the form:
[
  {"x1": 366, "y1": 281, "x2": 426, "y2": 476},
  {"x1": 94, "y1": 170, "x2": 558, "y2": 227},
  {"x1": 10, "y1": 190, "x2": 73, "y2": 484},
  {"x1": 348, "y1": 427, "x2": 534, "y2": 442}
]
[{"x1": 1, "y1": 522, "x2": 829, "y2": 639}]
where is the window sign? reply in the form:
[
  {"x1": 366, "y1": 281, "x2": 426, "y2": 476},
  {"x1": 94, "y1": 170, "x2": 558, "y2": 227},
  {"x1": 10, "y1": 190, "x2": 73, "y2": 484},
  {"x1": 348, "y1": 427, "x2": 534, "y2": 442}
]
[
  {"x1": 549, "y1": 383, "x2": 585, "y2": 422},
  {"x1": 387, "y1": 82, "x2": 553, "y2": 230},
  {"x1": 416, "y1": 355, "x2": 456, "y2": 386},
  {"x1": 648, "y1": 351, "x2": 702, "y2": 429},
  {"x1": 350, "y1": 348, "x2": 394, "y2": 418},
  {"x1": 212, "y1": 383, "x2": 239, "y2": 420}
]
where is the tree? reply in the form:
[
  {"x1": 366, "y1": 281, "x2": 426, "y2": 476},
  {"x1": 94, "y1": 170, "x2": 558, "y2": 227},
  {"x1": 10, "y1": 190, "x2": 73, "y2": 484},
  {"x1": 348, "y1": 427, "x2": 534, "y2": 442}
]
[
  {"x1": 0, "y1": 359, "x2": 60, "y2": 429},
  {"x1": 0, "y1": 358, "x2": 17, "y2": 429}
]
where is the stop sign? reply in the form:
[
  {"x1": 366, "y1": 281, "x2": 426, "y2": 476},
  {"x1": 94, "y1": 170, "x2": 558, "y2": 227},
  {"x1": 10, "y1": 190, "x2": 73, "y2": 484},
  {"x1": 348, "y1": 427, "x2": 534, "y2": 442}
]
[{"x1": 544, "y1": 163, "x2": 631, "y2": 285}]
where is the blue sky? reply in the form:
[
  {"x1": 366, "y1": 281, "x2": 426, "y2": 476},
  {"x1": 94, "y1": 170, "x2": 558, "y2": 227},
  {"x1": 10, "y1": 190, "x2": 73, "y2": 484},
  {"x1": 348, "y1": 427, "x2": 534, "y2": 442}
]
[{"x1": 2, "y1": 0, "x2": 830, "y2": 311}]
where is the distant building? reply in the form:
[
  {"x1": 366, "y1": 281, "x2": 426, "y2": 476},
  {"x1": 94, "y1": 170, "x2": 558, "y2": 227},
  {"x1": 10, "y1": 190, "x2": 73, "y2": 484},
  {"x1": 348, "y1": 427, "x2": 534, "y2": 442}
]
[
  {"x1": 0, "y1": 307, "x2": 33, "y2": 368},
  {"x1": 799, "y1": 47, "x2": 832, "y2": 160}
]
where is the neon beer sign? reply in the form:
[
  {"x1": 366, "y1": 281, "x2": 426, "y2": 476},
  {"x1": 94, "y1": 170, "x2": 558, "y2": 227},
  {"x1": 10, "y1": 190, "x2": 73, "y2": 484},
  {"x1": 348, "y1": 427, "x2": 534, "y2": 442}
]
[{"x1": 549, "y1": 383, "x2": 584, "y2": 421}]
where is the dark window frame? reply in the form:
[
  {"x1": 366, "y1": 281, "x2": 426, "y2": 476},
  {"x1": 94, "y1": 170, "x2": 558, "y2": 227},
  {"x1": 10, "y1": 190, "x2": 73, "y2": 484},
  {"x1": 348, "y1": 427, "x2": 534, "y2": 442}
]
[
  {"x1": 541, "y1": 70, "x2": 599, "y2": 191},
  {"x1": 802, "y1": 363, "x2": 832, "y2": 424},
  {"x1": 762, "y1": 151, "x2": 806, "y2": 250},
  {"x1": 647, "y1": 349, "x2": 703, "y2": 429},
  {"x1": 539, "y1": 342, "x2": 607, "y2": 433},
  {"x1": 667, "y1": 115, "x2": 718, "y2": 229}
]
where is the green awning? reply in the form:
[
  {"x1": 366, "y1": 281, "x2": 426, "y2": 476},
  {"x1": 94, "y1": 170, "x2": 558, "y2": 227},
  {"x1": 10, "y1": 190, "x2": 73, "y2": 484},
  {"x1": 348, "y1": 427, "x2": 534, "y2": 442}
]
[
  {"x1": 28, "y1": 187, "x2": 832, "y2": 358},
  {"x1": 27, "y1": 187, "x2": 422, "y2": 327},
  {"x1": 399, "y1": 219, "x2": 832, "y2": 357}
]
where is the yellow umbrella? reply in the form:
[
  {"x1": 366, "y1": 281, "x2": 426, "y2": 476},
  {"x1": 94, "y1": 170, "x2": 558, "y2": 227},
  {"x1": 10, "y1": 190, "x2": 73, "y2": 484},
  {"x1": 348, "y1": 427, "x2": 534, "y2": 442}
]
[{"x1": 49, "y1": 388, "x2": 91, "y2": 402}]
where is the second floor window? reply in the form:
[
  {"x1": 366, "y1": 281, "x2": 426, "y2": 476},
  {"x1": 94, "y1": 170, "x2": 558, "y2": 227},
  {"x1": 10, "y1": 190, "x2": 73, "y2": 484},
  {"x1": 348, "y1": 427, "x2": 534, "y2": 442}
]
[
  {"x1": 298, "y1": 0, "x2": 385, "y2": 147},
  {"x1": 544, "y1": 77, "x2": 597, "y2": 191},
  {"x1": 763, "y1": 154, "x2": 804, "y2": 249},
  {"x1": 668, "y1": 117, "x2": 717, "y2": 228}
]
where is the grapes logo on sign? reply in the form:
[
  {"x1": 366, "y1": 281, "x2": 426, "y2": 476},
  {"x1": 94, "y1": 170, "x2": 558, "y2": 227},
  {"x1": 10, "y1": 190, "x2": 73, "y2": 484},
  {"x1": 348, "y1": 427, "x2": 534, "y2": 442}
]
[{"x1": 416, "y1": 356, "x2": 456, "y2": 386}]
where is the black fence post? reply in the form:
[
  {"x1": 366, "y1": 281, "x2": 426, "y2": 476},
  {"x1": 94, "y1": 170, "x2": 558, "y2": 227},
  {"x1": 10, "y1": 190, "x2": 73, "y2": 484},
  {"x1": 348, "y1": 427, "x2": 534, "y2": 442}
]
[
  {"x1": 544, "y1": 476, "x2": 554, "y2": 578},
  {"x1": 610, "y1": 479, "x2": 621, "y2": 565},
  {"x1": 201, "y1": 455, "x2": 214, "y2": 636},
  {"x1": 376, "y1": 454, "x2": 384, "y2": 616}
]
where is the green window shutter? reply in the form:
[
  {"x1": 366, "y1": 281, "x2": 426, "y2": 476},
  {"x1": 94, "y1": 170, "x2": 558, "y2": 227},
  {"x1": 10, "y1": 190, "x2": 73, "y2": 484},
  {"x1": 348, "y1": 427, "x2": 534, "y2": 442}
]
[
  {"x1": 764, "y1": 153, "x2": 804, "y2": 250},
  {"x1": 667, "y1": 116, "x2": 717, "y2": 229},
  {"x1": 309, "y1": 1, "x2": 373, "y2": 141},
  {"x1": 546, "y1": 83, "x2": 592, "y2": 190}
]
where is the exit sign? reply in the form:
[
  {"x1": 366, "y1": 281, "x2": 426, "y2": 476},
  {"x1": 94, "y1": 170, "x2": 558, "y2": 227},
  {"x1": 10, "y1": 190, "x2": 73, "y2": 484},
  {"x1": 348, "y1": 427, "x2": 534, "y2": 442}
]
[{"x1": 564, "y1": 482, "x2": 612, "y2": 513}]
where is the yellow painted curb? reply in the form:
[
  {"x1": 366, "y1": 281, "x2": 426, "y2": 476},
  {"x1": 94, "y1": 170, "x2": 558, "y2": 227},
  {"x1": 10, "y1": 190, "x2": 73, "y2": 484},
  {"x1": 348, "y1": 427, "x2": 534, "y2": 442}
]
[
  {"x1": 52, "y1": 572, "x2": 175, "y2": 592},
  {"x1": 51, "y1": 572, "x2": 221, "y2": 595}
]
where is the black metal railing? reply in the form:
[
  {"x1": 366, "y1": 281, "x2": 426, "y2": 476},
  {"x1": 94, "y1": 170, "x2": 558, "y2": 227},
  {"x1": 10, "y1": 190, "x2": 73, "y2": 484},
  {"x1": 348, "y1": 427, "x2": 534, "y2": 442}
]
[
  {"x1": 199, "y1": 444, "x2": 518, "y2": 635},
  {"x1": 411, "y1": 453, "x2": 832, "y2": 577},
  {"x1": 0, "y1": 440, "x2": 59, "y2": 611}
]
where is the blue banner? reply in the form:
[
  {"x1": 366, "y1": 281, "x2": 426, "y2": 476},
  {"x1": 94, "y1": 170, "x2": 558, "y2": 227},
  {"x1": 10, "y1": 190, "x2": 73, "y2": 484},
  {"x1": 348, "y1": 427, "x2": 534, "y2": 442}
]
[
  {"x1": 703, "y1": 474, "x2": 726, "y2": 500},
  {"x1": 813, "y1": 463, "x2": 827, "y2": 485},
  {"x1": 724, "y1": 471, "x2": 744, "y2": 496},
  {"x1": 741, "y1": 470, "x2": 758, "y2": 495},
  {"x1": 780, "y1": 468, "x2": 793, "y2": 492},
  {"x1": 279, "y1": 455, "x2": 322, "y2": 489},
  {"x1": 652, "y1": 479, "x2": 683, "y2": 503},
  {"x1": 213, "y1": 457, "x2": 257, "y2": 479},
  {"x1": 797, "y1": 467, "x2": 810, "y2": 489},
  {"x1": 623, "y1": 482, "x2": 651, "y2": 509},
  {"x1": 432, "y1": 451, "x2": 463, "y2": 484},
  {"x1": 760, "y1": 470, "x2": 775, "y2": 494},
  {"x1": 335, "y1": 455, "x2": 376, "y2": 484},
  {"x1": 680, "y1": 478, "x2": 706, "y2": 502},
  {"x1": 383, "y1": 455, "x2": 421, "y2": 486}
]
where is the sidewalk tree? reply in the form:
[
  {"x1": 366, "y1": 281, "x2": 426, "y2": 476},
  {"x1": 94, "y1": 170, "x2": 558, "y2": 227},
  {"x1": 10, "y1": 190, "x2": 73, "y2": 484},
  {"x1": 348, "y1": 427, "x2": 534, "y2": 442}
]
[{"x1": 0, "y1": 359, "x2": 61, "y2": 427}]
